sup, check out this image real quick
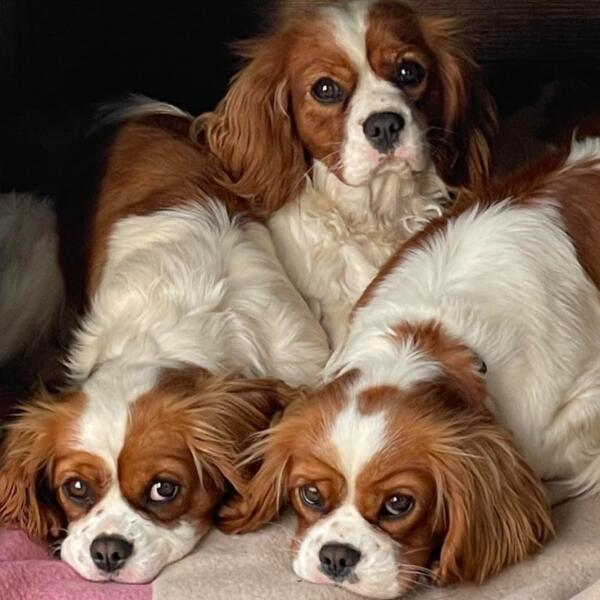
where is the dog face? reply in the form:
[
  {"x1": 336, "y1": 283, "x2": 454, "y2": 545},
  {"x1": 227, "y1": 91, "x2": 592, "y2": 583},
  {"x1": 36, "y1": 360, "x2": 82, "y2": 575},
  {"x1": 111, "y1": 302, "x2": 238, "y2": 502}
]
[
  {"x1": 201, "y1": 0, "x2": 496, "y2": 214},
  {"x1": 221, "y1": 371, "x2": 552, "y2": 598},
  {"x1": 0, "y1": 368, "x2": 291, "y2": 583}
]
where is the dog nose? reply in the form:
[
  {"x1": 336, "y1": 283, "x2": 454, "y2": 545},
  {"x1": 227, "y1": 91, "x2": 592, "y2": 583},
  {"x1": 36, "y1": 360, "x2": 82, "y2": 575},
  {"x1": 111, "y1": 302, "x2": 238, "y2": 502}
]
[
  {"x1": 90, "y1": 535, "x2": 134, "y2": 573},
  {"x1": 319, "y1": 543, "x2": 361, "y2": 580},
  {"x1": 363, "y1": 111, "x2": 405, "y2": 154}
]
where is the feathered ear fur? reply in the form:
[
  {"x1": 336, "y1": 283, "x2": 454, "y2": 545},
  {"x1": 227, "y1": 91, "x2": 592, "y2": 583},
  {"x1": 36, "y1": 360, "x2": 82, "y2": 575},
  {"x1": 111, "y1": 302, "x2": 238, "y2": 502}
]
[
  {"x1": 0, "y1": 392, "x2": 76, "y2": 540},
  {"x1": 217, "y1": 419, "x2": 293, "y2": 534},
  {"x1": 431, "y1": 415, "x2": 554, "y2": 584},
  {"x1": 420, "y1": 17, "x2": 497, "y2": 190},
  {"x1": 157, "y1": 369, "x2": 300, "y2": 496},
  {"x1": 195, "y1": 33, "x2": 308, "y2": 215},
  {"x1": 218, "y1": 374, "x2": 349, "y2": 534}
]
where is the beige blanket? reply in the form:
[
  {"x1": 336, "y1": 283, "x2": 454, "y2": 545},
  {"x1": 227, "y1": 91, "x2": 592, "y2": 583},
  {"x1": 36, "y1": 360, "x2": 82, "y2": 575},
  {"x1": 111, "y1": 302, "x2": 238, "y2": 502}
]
[{"x1": 155, "y1": 497, "x2": 600, "y2": 600}]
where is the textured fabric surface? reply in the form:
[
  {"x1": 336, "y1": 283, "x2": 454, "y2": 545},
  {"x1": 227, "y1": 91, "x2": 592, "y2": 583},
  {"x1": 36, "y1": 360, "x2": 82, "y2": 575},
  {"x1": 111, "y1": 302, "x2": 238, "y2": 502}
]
[
  {"x1": 1, "y1": 497, "x2": 599, "y2": 599},
  {"x1": 0, "y1": 530, "x2": 150, "y2": 600},
  {"x1": 154, "y1": 497, "x2": 600, "y2": 600}
]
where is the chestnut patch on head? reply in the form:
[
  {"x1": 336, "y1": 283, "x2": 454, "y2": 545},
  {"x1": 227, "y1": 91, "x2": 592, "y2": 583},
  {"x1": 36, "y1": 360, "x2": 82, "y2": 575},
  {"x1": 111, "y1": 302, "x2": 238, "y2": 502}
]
[
  {"x1": 366, "y1": 0, "x2": 496, "y2": 188},
  {"x1": 118, "y1": 372, "x2": 229, "y2": 528},
  {"x1": 222, "y1": 354, "x2": 552, "y2": 591},
  {"x1": 122, "y1": 368, "x2": 296, "y2": 532},
  {"x1": 287, "y1": 19, "x2": 357, "y2": 175}
]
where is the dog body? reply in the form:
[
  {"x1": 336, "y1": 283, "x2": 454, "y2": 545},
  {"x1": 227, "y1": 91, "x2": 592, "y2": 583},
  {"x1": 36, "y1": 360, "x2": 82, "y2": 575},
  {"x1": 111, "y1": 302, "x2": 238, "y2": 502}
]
[
  {"x1": 203, "y1": 0, "x2": 495, "y2": 348},
  {"x1": 0, "y1": 106, "x2": 328, "y2": 583},
  {"x1": 339, "y1": 137, "x2": 600, "y2": 495},
  {"x1": 220, "y1": 140, "x2": 600, "y2": 598}
]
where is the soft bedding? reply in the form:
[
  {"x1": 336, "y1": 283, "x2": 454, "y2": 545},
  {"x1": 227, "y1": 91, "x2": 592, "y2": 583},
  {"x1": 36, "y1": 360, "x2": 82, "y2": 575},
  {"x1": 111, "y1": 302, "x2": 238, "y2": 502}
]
[{"x1": 2, "y1": 497, "x2": 599, "y2": 600}]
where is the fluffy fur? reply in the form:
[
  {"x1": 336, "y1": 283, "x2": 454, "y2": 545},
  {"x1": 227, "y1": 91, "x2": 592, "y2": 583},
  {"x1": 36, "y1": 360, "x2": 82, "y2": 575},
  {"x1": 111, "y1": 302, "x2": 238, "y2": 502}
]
[
  {"x1": 198, "y1": 0, "x2": 496, "y2": 348},
  {"x1": 0, "y1": 104, "x2": 329, "y2": 583},
  {"x1": 217, "y1": 139, "x2": 600, "y2": 597}
]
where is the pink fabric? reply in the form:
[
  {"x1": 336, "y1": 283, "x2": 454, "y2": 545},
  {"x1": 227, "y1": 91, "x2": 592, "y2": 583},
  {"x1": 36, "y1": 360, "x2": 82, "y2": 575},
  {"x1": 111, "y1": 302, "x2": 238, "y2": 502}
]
[{"x1": 0, "y1": 530, "x2": 152, "y2": 600}]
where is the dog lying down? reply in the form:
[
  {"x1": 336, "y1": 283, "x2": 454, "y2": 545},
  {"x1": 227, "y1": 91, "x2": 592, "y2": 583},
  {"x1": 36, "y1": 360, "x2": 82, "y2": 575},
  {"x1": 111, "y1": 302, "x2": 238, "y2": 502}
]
[{"x1": 223, "y1": 138, "x2": 600, "y2": 598}]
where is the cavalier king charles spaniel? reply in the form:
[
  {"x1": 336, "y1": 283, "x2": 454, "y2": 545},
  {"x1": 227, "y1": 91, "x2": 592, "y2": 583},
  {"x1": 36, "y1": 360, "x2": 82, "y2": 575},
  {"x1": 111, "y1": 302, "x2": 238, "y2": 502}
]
[
  {"x1": 0, "y1": 103, "x2": 328, "y2": 583},
  {"x1": 198, "y1": 0, "x2": 496, "y2": 347},
  {"x1": 216, "y1": 139, "x2": 600, "y2": 598}
]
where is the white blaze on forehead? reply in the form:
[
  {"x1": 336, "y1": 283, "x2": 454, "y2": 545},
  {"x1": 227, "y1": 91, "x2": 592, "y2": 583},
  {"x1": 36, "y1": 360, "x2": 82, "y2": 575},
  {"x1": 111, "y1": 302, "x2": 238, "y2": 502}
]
[
  {"x1": 75, "y1": 364, "x2": 160, "y2": 472},
  {"x1": 321, "y1": 1, "x2": 371, "y2": 70},
  {"x1": 329, "y1": 397, "x2": 387, "y2": 495},
  {"x1": 319, "y1": 0, "x2": 427, "y2": 186}
]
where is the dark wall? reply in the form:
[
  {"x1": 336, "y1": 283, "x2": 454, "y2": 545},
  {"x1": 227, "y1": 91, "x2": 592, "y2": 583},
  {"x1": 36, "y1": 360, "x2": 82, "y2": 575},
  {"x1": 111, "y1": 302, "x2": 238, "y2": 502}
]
[
  {"x1": 2, "y1": 0, "x2": 599, "y2": 116},
  {"x1": 0, "y1": 0, "x2": 266, "y2": 114}
]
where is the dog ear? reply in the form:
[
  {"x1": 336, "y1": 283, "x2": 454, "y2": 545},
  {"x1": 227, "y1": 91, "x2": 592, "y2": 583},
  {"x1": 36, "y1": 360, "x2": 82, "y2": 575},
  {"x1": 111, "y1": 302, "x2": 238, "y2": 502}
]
[
  {"x1": 217, "y1": 418, "x2": 293, "y2": 534},
  {"x1": 420, "y1": 17, "x2": 497, "y2": 191},
  {"x1": 175, "y1": 372, "x2": 299, "y2": 499},
  {"x1": 432, "y1": 415, "x2": 553, "y2": 584},
  {"x1": 0, "y1": 392, "x2": 72, "y2": 540},
  {"x1": 195, "y1": 33, "x2": 308, "y2": 216}
]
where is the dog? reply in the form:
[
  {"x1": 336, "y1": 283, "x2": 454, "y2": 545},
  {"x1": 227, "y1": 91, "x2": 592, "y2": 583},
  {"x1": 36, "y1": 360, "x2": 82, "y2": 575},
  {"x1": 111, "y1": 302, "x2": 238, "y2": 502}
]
[
  {"x1": 216, "y1": 142, "x2": 600, "y2": 598},
  {"x1": 198, "y1": 0, "x2": 496, "y2": 348},
  {"x1": 0, "y1": 102, "x2": 329, "y2": 583}
]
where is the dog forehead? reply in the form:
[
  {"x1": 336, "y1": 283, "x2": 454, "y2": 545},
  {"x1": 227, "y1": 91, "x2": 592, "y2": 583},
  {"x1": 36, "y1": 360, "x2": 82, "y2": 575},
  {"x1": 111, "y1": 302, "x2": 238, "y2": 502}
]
[
  {"x1": 74, "y1": 366, "x2": 160, "y2": 472},
  {"x1": 328, "y1": 395, "x2": 388, "y2": 491},
  {"x1": 320, "y1": 0, "x2": 423, "y2": 71}
]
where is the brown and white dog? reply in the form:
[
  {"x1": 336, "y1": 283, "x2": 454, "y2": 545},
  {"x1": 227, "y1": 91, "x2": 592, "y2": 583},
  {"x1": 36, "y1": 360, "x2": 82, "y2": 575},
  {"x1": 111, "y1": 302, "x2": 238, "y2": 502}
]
[
  {"x1": 199, "y1": 0, "x2": 497, "y2": 348},
  {"x1": 217, "y1": 140, "x2": 600, "y2": 597},
  {"x1": 0, "y1": 104, "x2": 329, "y2": 582}
]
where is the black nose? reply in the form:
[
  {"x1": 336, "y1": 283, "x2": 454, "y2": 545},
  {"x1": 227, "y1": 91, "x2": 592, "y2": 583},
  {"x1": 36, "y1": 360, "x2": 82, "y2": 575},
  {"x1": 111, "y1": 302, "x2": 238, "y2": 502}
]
[
  {"x1": 363, "y1": 111, "x2": 405, "y2": 154},
  {"x1": 90, "y1": 535, "x2": 134, "y2": 573},
  {"x1": 319, "y1": 543, "x2": 361, "y2": 580}
]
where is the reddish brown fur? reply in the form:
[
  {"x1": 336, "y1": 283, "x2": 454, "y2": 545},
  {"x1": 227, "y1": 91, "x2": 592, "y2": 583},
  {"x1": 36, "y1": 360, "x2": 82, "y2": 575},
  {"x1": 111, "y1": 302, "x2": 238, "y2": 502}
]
[
  {"x1": 357, "y1": 144, "x2": 600, "y2": 314},
  {"x1": 220, "y1": 326, "x2": 552, "y2": 590},
  {"x1": 87, "y1": 116, "x2": 247, "y2": 295},
  {"x1": 116, "y1": 369, "x2": 299, "y2": 532},
  {"x1": 0, "y1": 390, "x2": 86, "y2": 539},
  {"x1": 198, "y1": 0, "x2": 496, "y2": 218},
  {"x1": 367, "y1": 2, "x2": 496, "y2": 188},
  {"x1": 53, "y1": 453, "x2": 112, "y2": 523},
  {"x1": 0, "y1": 367, "x2": 297, "y2": 542}
]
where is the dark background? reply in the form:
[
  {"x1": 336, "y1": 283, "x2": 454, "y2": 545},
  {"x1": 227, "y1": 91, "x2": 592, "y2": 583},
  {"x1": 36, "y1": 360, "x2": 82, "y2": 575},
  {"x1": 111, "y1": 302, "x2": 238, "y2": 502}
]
[
  {"x1": 0, "y1": 0, "x2": 599, "y2": 194},
  {"x1": 1, "y1": 0, "x2": 599, "y2": 115},
  {"x1": 0, "y1": 0, "x2": 265, "y2": 115}
]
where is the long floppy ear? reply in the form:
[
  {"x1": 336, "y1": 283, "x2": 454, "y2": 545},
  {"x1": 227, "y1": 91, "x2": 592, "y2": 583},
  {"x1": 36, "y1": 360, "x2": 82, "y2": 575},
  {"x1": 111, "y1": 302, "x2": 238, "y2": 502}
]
[
  {"x1": 420, "y1": 17, "x2": 497, "y2": 190},
  {"x1": 217, "y1": 417, "x2": 293, "y2": 534},
  {"x1": 195, "y1": 34, "x2": 308, "y2": 215},
  {"x1": 0, "y1": 393, "x2": 69, "y2": 540},
  {"x1": 432, "y1": 416, "x2": 554, "y2": 584},
  {"x1": 173, "y1": 372, "x2": 299, "y2": 497}
]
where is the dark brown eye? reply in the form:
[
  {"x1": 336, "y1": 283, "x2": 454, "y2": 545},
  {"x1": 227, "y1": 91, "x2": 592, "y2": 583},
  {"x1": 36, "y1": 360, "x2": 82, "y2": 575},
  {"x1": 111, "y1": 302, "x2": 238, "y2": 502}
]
[
  {"x1": 311, "y1": 77, "x2": 346, "y2": 104},
  {"x1": 395, "y1": 60, "x2": 426, "y2": 87},
  {"x1": 149, "y1": 480, "x2": 180, "y2": 503},
  {"x1": 381, "y1": 494, "x2": 415, "y2": 518},
  {"x1": 63, "y1": 478, "x2": 92, "y2": 504},
  {"x1": 298, "y1": 484, "x2": 324, "y2": 509}
]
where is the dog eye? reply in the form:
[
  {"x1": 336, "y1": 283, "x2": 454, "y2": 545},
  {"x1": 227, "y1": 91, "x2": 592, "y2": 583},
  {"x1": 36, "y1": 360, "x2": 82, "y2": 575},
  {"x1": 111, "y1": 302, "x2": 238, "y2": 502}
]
[
  {"x1": 149, "y1": 480, "x2": 180, "y2": 503},
  {"x1": 298, "y1": 485, "x2": 324, "y2": 509},
  {"x1": 63, "y1": 478, "x2": 93, "y2": 504},
  {"x1": 381, "y1": 494, "x2": 415, "y2": 518},
  {"x1": 395, "y1": 60, "x2": 426, "y2": 87},
  {"x1": 311, "y1": 77, "x2": 346, "y2": 104}
]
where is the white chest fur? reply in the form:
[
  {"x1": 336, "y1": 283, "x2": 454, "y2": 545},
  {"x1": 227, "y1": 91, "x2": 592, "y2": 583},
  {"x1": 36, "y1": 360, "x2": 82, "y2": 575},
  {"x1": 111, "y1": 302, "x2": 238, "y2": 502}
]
[{"x1": 269, "y1": 160, "x2": 448, "y2": 349}]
